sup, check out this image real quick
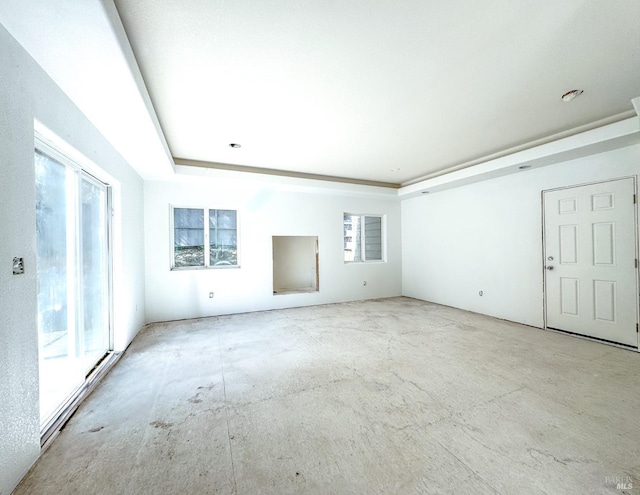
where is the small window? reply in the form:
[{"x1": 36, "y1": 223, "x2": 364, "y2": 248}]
[
  {"x1": 172, "y1": 207, "x2": 238, "y2": 269},
  {"x1": 343, "y1": 213, "x2": 384, "y2": 262}
]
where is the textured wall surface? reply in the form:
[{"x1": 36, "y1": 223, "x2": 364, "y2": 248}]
[
  {"x1": 402, "y1": 143, "x2": 640, "y2": 327},
  {"x1": 144, "y1": 180, "x2": 403, "y2": 322},
  {"x1": 0, "y1": 23, "x2": 146, "y2": 495}
]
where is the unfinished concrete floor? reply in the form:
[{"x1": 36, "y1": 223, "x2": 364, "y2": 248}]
[{"x1": 16, "y1": 297, "x2": 640, "y2": 495}]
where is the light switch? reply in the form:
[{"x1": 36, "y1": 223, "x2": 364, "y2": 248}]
[{"x1": 13, "y1": 257, "x2": 24, "y2": 275}]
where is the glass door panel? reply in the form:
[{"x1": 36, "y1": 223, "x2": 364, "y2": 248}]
[
  {"x1": 35, "y1": 149, "x2": 111, "y2": 427},
  {"x1": 80, "y1": 176, "x2": 110, "y2": 372},
  {"x1": 35, "y1": 150, "x2": 82, "y2": 423}
]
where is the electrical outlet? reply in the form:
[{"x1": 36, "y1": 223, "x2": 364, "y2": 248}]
[
  {"x1": 363, "y1": 281, "x2": 367, "y2": 287},
  {"x1": 209, "y1": 292, "x2": 214, "y2": 299},
  {"x1": 479, "y1": 290, "x2": 483, "y2": 296}
]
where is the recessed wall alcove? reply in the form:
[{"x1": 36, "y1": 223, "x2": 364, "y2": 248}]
[{"x1": 272, "y1": 236, "x2": 319, "y2": 295}]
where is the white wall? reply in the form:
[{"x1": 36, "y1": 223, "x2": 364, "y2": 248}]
[
  {"x1": 0, "y1": 24, "x2": 146, "y2": 495},
  {"x1": 402, "y1": 143, "x2": 640, "y2": 327},
  {"x1": 144, "y1": 180, "x2": 402, "y2": 322}
]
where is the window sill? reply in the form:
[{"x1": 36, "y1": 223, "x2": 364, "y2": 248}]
[
  {"x1": 171, "y1": 265, "x2": 241, "y2": 271},
  {"x1": 344, "y1": 260, "x2": 386, "y2": 265}
]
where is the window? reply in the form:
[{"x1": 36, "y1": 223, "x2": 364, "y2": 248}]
[
  {"x1": 172, "y1": 207, "x2": 238, "y2": 268},
  {"x1": 343, "y1": 214, "x2": 384, "y2": 262}
]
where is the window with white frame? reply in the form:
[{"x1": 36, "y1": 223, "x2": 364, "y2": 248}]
[
  {"x1": 343, "y1": 213, "x2": 384, "y2": 262},
  {"x1": 171, "y1": 207, "x2": 238, "y2": 268}
]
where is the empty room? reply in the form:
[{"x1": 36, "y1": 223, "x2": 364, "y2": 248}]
[{"x1": 1, "y1": 1, "x2": 639, "y2": 494}]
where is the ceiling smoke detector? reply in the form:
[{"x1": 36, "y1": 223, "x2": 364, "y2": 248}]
[{"x1": 561, "y1": 90, "x2": 583, "y2": 102}]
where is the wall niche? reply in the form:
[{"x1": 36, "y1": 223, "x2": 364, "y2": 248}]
[{"x1": 272, "y1": 236, "x2": 319, "y2": 295}]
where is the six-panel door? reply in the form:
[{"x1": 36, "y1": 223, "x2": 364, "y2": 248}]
[{"x1": 544, "y1": 178, "x2": 638, "y2": 347}]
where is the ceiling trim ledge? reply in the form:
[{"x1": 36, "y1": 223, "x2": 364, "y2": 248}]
[
  {"x1": 173, "y1": 157, "x2": 400, "y2": 189},
  {"x1": 398, "y1": 116, "x2": 640, "y2": 200},
  {"x1": 171, "y1": 160, "x2": 400, "y2": 199}
]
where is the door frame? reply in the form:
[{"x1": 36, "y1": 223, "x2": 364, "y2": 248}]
[
  {"x1": 35, "y1": 131, "x2": 116, "y2": 443},
  {"x1": 78, "y1": 169, "x2": 114, "y2": 372},
  {"x1": 541, "y1": 176, "x2": 640, "y2": 351}
]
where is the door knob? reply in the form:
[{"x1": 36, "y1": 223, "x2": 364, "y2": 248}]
[{"x1": 546, "y1": 265, "x2": 554, "y2": 270}]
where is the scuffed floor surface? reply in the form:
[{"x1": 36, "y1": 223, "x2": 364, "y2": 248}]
[{"x1": 16, "y1": 297, "x2": 640, "y2": 494}]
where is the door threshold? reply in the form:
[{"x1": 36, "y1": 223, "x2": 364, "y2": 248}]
[
  {"x1": 546, "y1": 327, "x2": 638, "y2": 352},
  {"x1": 40, "y1": 350, "x2": 124, "y2": 451}
]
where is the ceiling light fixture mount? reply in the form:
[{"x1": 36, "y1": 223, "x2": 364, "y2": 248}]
[
  {"x1": 229, "y1": 143, "x2": 241, "y2": 148},
  {"x1": 561, "y1": 89, "x2": 583, "y2": 102}
]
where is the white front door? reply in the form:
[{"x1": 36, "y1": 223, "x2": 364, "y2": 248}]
[{"x1": 543, "y1": 178, "x2": 638, "y2": 348}]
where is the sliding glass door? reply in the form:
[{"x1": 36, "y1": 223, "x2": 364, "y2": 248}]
[
  {"x1": 35, "y1": 147, "x2": 111, "y2": 427},
  {"x1": 79, "y1": 176, "x2": 110, "y2": 371}
]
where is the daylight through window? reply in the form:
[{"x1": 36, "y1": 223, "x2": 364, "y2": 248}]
[
  {"x1": 172, "y1": 207, "x2": 238, "y2": 268},
  {"x1": 343, "y1": 214, "x2": 384, "y2": 262}
]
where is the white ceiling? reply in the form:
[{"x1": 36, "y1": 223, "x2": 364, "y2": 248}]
[
  {"x1": 0, "y1": 0, "x2": 175, "y2": 180},
  {"x1": 1, "y1": 1, "x2": 638, "y2": 187},
  {"x1": 113, "y1": 0, "x2": 640, "y2": 186}
]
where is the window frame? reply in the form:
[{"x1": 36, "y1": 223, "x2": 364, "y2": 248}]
[
  {"x1": 343, "y1": 213, "x2": 386, "y2": 263},
  {"x1": 170, "y1": 205, "x2": 240, "y2": 270}
]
